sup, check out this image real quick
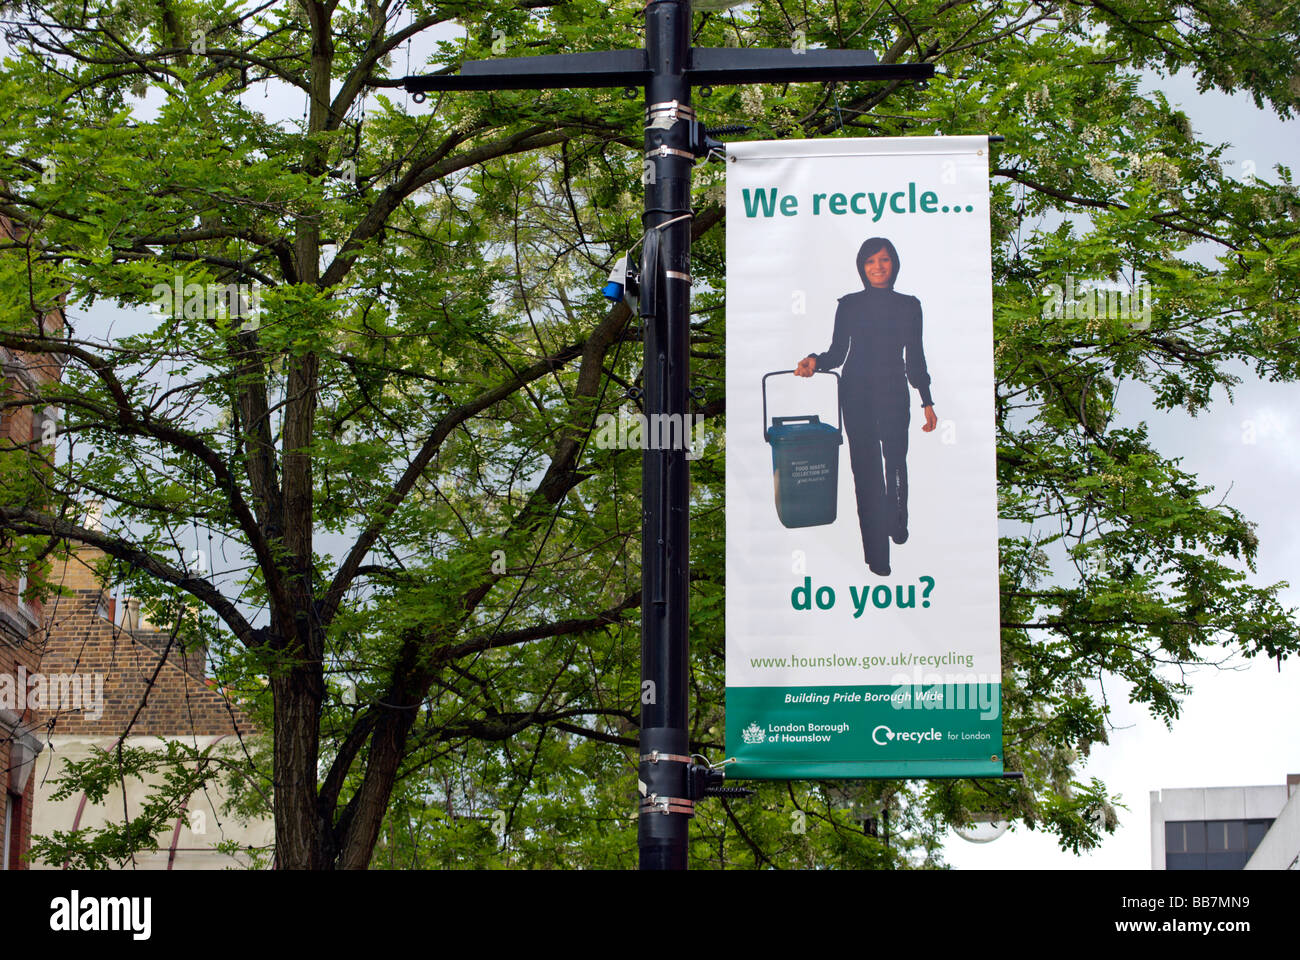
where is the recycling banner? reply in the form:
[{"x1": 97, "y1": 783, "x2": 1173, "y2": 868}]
[{"x1": 724, "y1": 136, "x2": 1001, "y2": 779}]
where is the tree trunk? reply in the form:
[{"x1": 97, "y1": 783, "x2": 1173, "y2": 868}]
[{"x1": 271, "y1": 656, "x2": 330, "y2": 869}]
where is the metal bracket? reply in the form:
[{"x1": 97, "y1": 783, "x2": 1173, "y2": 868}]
[{"x1": 687, "y1": 759, "x2": 755, "y2": 801}]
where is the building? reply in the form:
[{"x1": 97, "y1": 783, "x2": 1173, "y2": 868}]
[
  {"x1": 1243, "y1": 775, "x2": 1300, "y2": 870},
  {"x1": 1150, "y1": 776, "x2": 1299, "y2": 870},
  {"x1": 2, "y1": 207, "x2": 273, "y2": 869},
  {"x1": 0, "y1": 207, "x2": 63, "y2": 868},
  {"x1": 26, "y1": 544, "x2": 274, "y2": 869},
  {"x1": 0, "y1": 559, "x2": 44, "y2": 871}
]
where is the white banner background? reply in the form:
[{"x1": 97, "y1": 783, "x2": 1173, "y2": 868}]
[{"x1": 725, "y1": 136, "x2": 999, "y2": 692}]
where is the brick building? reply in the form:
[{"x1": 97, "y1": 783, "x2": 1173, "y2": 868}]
[
  {"x1": 0, "y1": 554, "x2": 45, "y2": 871},
  {"x1": 27, "y1": 544, "x2": 273, "y2": 869},
  {"x1": 0, "y1": 205, "x2": 62, "y2": 868}
]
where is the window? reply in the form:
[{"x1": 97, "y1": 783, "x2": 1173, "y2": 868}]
[
  {"x1": 1165, "y1": 818, "x2": 1275, "y2": 869},
  {"x1": 15, "y1": 567, "x2": 37, "y2": 626},
  {"x1": 1165, "y1": 820, "x2": 1206, "y2": 870}
]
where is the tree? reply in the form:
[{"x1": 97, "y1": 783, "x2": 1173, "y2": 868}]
[{"x1": 1, "y1": 0, "x2": 1297, "y2": 869}]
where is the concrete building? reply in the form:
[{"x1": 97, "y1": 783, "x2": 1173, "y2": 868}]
[
  {"x1": 1150, "y1": 776, "x2": 1299, "y2": 869},
  {"x1": 1244, "y1": 775, "x2": 1300, "y2": 870}
]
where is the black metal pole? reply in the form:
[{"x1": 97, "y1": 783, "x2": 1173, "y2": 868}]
[{"x1": 638, "y1": 0, "x2": 693, "y2": 871}]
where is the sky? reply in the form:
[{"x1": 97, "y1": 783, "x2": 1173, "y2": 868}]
[{"x1": 942, "y1": 67, "x2": 1300, "y2": 869}]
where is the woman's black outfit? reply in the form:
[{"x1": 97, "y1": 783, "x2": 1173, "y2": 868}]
[{"x1": 805, "y1": 240, "x2": 932, "y2": 576}]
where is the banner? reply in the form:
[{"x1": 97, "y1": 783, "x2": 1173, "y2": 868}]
[{"x1": 724, "y1": 136, "x2": 1001, "y2": 779}]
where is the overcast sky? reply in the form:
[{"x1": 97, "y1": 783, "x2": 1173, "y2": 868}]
[{"x1": 943, "y1": 66, "x2": 1300, "y2": 869}]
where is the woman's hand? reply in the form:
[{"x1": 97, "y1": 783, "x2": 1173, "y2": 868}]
[
  {"x1": 921, "y1": 405, "x2": 938, "y2": 432},
  {"x1": 794, "y1": 357, "x2": 817, "y2": 377}
]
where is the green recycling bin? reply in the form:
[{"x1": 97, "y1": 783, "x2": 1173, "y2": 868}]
[{"x1": 762, "y1": 369, "x2": 843, "y2": 528}]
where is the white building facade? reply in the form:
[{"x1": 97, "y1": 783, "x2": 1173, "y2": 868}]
[{"x1": 1150, "y1": 776, "x2": 1299, "y2": 870}]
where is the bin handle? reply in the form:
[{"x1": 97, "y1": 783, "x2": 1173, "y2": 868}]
[{"x1": 762, "y1": 369, "x2": 842, "y2": 442}]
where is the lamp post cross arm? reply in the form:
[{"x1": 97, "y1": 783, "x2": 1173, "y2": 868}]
[{"x1": 401, "y1": 46, "x2": 932, "y2": 94}]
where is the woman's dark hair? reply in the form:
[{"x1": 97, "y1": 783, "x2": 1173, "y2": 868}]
[{"x1": 856, "y1": 237, "x2": 900, "y2": 288}]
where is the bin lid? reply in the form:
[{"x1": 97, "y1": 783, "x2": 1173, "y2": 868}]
[{"x1": 766, "y1": 418, "x2": 841, "y2": 444}]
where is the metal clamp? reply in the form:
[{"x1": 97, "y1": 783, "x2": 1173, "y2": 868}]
[
  {"x1": 645, "y1": 99, "x2": 695, "y2": 120},
  {"x1": 640, "y1": 794, "x2": 695, "y2": 817},
  {"x1": 664, "y1": 270, "x2": 691, "y2": 283},
  {"x1": 640, "y1": 750, "x2": 693, "y2": 764},
  {"x1": 645, "y1": 100, "x2": 696, "y2": 128},
  {"x1": 645, "y1": 145, "x2": 696, "y2": 161}
]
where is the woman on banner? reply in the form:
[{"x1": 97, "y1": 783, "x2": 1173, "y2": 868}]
[{"x1": 795, "y1": 237, "x2": 937, "y2": 576}]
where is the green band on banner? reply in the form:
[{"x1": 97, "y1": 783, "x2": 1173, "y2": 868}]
[
  {"x1": 727, "y1": 759, "x2": 1005, "y2": 779},
  {"x1": 726, "y1": 684, "x2": 1003, "y2": 780}
]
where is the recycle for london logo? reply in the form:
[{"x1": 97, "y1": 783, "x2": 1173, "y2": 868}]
[{"x1": 742, "y1": 722, "x2": 765, "y2": 744}]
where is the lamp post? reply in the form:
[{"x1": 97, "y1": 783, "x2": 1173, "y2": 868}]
[{"x1": 404, "y1": 0, "x2": 934, "y2": 870}]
